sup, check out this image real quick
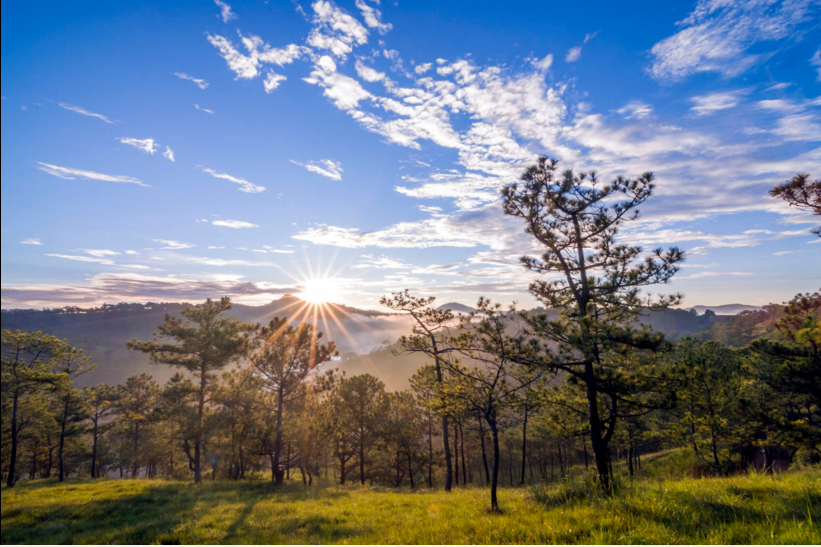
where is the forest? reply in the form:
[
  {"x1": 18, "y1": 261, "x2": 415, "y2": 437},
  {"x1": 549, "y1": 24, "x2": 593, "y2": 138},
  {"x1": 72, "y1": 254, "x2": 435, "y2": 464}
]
[{"x1": 2, "y1": 160, "x2": 819, "y2": 543}]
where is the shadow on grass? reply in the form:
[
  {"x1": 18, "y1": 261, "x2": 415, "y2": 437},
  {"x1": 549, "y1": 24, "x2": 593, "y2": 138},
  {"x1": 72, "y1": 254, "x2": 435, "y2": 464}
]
[
  {"x1": 1, "y1": 480, "x2": 361, "y2": 545},
  {"x1": 618, "y1": 485, "x2": 817, "y2": 538}
]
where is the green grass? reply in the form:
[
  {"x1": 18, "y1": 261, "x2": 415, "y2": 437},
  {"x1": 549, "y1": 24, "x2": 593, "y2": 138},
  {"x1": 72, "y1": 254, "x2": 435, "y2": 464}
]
[{"x1": 1, "y1": 470, "x2": 819, "y2": 544}]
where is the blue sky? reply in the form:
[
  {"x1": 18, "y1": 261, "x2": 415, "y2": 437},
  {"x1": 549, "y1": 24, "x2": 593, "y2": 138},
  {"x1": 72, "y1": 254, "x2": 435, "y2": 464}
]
[{"x1": 1, "y1": 0, "x2": 819, "y2": 310}]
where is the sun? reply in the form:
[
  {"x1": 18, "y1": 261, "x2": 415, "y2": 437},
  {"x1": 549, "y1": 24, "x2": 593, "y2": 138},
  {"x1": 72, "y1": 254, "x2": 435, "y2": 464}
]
[{"x1": 299, "y1": 278, "x2": 343, "y2": 305}]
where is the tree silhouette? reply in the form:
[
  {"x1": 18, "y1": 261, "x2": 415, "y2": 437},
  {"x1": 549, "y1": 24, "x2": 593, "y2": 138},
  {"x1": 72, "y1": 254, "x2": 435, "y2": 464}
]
[
  {"x1": 502, "y1": 157, "x2": 683, "y2": 489},
  {"x1": 250, "y1": 317, "x2": 335, "y2": 484},
  {"x1": 127, "y1": 298, "x2": 255, "y2": 483},
  {"x1": 381, "y1": 290, "x2": 456, "y2": 492},
  {"x1": 769, "y1": 173, "x2": 821, "y2": 237}
]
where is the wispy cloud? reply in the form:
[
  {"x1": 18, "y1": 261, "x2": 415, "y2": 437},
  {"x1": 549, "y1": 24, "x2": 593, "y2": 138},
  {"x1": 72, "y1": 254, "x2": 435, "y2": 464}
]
[
  {"x1": 206, "y1": 32, "x2": 309, "y2": 91},
  {"x1": 565, "y1": 46, "x2": 582, "y2": 63},
  {"x1": 264, "y1": 70, "x2": 287, "y2": 93},
  {"x1": 565, "y1": 31, "x2": 597, "y2": 63},
  {"x1": 173, "y1": 72, "x2": 209, "y2": 89},
  {"x1": 36, "y1": 162, "x2": 148, "y2": 187},
  {"x1": 194, "y1": 103, "x2": 215, "y2": 114},
  {"x1": 118, "y1": 137, "x2": 158, "y2": 154},
  {"x1": 1, "y1": 273, "x2": 299, "y2": 308},
  {"x1": 307, "y1": 0, "x2": 369, "y2": 59},
  {"x1": 616, "y1": 101, "x2": 653, "y2": 119},
  {"x1": 812, "y1": 48, "x2": 821, "y2": 81},
  {"x1": 679, "y1": 271, "x2": 753, "y2": 280},
  {"x1": 355, "y1": 0, "x2": 392, "y2": 35},
  {"x1": 648, "y1": 0, "x2": 817, "y2": 81},
  {"x1": 352, "y1": 254, "x2": 411, "y2": 270},
  {"x1": 152, "y1": 239, "x2": 195, "y2": 250},
  {"x1": 163, "y1": 146, "x2": 175, "y2": 162},
  {"x1": 79, "y1": 249, "x2": 120, "y2": 257},
  {"x1": 290, "y1": 159, "x2": 343, "y2": 181},
  {"x1": 200, "y1": 167, "x2": 266, "y2": 193},
  {"x1": 58, "y1": 102, "x2": 116, "y2": 123},
  {"x1": 20, "y1": 238, "x2": 42, "y2": 245},
  {"x1": 689, "y1": 89, "x2": 749, "y2": 116},
  {"x1": 212, "y1": 219, "x2": 260, "y2": 229},
  {"x1": 214, "y1": 0, "x2": 237, "y2": 23},
  {"x1": 46, "y1": 253, "x2": 115, "y2": 265}
]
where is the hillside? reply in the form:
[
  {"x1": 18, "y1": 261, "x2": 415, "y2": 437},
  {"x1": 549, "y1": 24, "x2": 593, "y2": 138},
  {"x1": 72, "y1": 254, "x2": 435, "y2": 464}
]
[
  {"x1": 1, "y1": 297, "x2": 727, "y2": 388},
  {"x1": 0, "y1": 297, "x2": 414, "y2": 386}
]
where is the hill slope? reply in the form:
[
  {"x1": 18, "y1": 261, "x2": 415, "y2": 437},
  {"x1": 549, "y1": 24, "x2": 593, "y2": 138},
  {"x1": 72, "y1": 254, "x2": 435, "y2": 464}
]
[{"x1": 2, "y1": 298, "x2": 722, "y2": 387}]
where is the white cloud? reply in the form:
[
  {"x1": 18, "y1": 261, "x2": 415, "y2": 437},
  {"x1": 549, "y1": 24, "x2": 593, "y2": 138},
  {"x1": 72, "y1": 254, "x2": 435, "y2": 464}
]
[
  {"x1": 355, "y1": 0, "x2": 392, "y2": 34},
  {"x1": 152, "y1": 239, "x2": 195, "y2": 250},
  {"x1": 163, "y1": 146, "x2": 175, "y2": 162},
  {"x1": 36, "y1": 163, "x2": 148, "y2": 187},
  {"x1": 616, "y1": 101, "x2": 653, "y2": 119},
  {"x1": 679, "y1": 271, "x2": 753, "y2": 280},
  {"x1": 757, "y1": 97, "x2": 821, "y2": 142},
  {"x1": 214, "y1": 0, "x2": 237, "y2": 23},
  {"x1": 812, "y1": 48, "x2": 821, "y2": 81},
  {"x1": 355, "y1": 60, "x2": 385, "y2": 82},
  {"x1": 80, "y1": 249, "x2": 121, "y2": 257},
  {"x1": 212, "y1": 219, "x2": 260, "y2": 229},
  {"x1": 414, "y1": 63, "x2": 432, "y2": 75},
  {"x1": 20, "y1": 238, "x2": 42, "y2": 245},
  {"x1": 57, "y1": 102, "x2": 116, "y2": 123},
  {"x1": 352, "y1": 254, "x2": 411, "y2": 269},
  {"x1": 531, "y1": 55, "x2": 553, "y2": 72},
  {"x1": 689, "y1": 89, "x2": 749, "y2": 116},
  {"x1": 294, "y1": 203, "x2": 524, "y2": 250},
  {"x1": 172, "y1": 72, "x2": 209, "y2": 89},
  {"x1": 648, "y1": 0, "x2": 816, "y2": 81},
  {"x1": 303, "y1": 55, "x2": 372, "y2": 109},
  {"x1": 46, "y1": 253, "x2": 115, "y2": 265},
  {"x1": 118, "y1": 137, "x2": 158, "y2": 154},
  {"x1": 565, "y1": 46, "x2": 582, "y2": 63},
  {"x1": 264, "y1": 70, "x2": 287, "y2": 93},
  {"x1": 207, "y1": 32, "x2": 310, "y2": 92},
  {"x1": 772, "y1": 113, "x2": 821, "y2": 142},
  {"x1": 308, "y1": 0, "x2": 369, "y2": 59},
  {"x1": 194, "y1": 104, "x2": 215, "y2": 114},
  {"x1": 200, "y1": 167, "x2": 266, "y2": 193},
  {"x1": 291, "y1": 159, "x2": 343, "y2": 180},
  {"x1": 207, "y1": 34, "x2": 258, "y2": 79},
  {"x1": 1, "y1": 272, "x2": 300, "y2": 308}
]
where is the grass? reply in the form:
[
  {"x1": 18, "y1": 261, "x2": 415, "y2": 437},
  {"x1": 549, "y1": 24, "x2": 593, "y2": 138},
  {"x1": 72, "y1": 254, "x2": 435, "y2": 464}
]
[{"x1": 1, "y1": 469, "x2": 819, "y2": 544}]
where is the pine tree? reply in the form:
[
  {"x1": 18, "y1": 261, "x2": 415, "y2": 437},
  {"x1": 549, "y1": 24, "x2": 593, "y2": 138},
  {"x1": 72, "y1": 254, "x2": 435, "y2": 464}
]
[{"x1": 502, "y1": 157, "x2": 683, "y2": 489}]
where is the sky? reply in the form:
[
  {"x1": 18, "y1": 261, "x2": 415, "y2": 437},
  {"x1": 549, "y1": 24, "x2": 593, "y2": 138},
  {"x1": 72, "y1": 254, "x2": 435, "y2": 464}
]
[{"x1": 1, "y1": 0, "x2": 820, "y2": 311}]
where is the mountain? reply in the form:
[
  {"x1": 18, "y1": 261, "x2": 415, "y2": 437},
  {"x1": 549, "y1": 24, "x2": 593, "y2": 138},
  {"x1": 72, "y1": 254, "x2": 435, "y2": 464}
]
[
  {"x1": 436, "y1": 302, "x2": 476, "y2": 313},
  {"x1": 686, "y1": 304, "x2": 763, "y2": 316},
  {"x1": 1, "y1": 297, "x2": 414, "y2": 387},
  {"x1": 3, "y1": 296, "x2": 749, "y2": 390}
]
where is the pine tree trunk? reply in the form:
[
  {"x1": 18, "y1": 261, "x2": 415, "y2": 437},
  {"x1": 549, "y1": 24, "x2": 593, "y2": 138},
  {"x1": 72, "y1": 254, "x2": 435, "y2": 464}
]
[
  {"x1": 489, "y1": 418, "x2": 501, "y2": 512},
  {"x1": 433, "y1": 347, "x2": 453, "y2": 492},
  {"x1": 520, "y1": 404, "x2": 529, "y2": 486},
  {"x1": 7, "y1": 391, "x2": 19, "y2": 487},
  {"x1": 58, "y1": 397, "x2": 69, "y2": 482},
  {"x1": 91, "y1": 420, "x2": 99, "y2": 479}
]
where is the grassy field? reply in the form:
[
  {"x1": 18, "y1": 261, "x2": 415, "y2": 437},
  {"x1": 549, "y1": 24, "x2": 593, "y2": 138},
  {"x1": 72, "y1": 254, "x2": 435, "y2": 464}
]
[{"x1": 1, "y1": 469, "x2": 819, "y2": 544}]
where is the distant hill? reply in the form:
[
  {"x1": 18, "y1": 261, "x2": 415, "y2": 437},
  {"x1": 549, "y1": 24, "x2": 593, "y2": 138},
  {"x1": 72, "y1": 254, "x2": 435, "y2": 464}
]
[
  {"x1": 687, "y1": 304, "x2": 763, "y2": 316},
  {"x1": 3, "y1": 296, "x2": 758, "y2": 390},
  {"x1": 1, "y1": 296, "x2": 414, "y2": 387},
  {"x1": 436, "y1": 302, "x2": 476, "y2": 313}
]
